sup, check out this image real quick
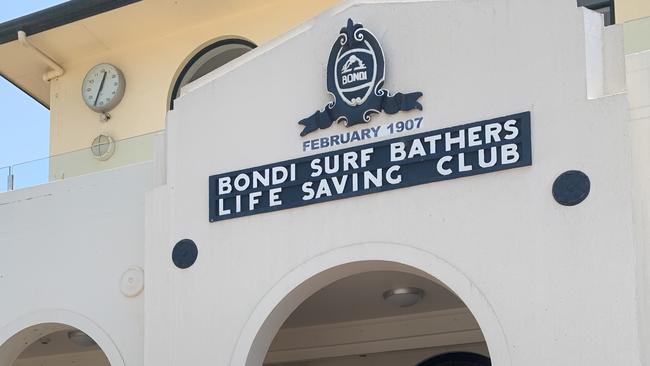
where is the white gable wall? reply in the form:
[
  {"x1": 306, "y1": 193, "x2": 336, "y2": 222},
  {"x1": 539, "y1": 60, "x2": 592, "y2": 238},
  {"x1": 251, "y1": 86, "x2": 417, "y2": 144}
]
[{"x1": 150, "y1": 0, "x2": 639, "y2": 365}]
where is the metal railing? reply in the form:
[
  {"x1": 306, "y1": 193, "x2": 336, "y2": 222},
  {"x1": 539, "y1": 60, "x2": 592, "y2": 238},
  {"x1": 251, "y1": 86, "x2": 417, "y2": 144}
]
[{"x1": 0, "y1": 130, "x2": 163, "y2": 193}]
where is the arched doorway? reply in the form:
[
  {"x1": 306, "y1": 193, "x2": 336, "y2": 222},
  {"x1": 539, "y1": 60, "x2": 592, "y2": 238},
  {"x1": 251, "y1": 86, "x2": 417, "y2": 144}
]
[
  {"x1": 0, "y1": 310, "x2": 124, "y2": 366},
  {"x1": 259, "y1": 268, "x2": 490, "y2": 365},
  {"x1": 2, "y1": 323, "x2": 111, "y2": 366},
  {"x1": 169, "y1": 38, "x2": 256, "y2": 109},
  {"x1": 232, "y1": 244, "x2": 511, "y2": 366}
]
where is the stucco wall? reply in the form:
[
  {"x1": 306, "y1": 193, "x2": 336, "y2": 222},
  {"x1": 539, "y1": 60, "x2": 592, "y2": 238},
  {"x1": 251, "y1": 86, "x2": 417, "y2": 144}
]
[
  {"x1": 0, "y1": 163, "x2": 154, "y2": 366},
  {"x1": 627, "y1": 49, "x2": 650, "y2": 366},
  {"x1": 149, "y1": 0, "x2": 639, "y2": 365},
  {"x1": 47, "y1": 0, "x2": 341, "y2": 156}
]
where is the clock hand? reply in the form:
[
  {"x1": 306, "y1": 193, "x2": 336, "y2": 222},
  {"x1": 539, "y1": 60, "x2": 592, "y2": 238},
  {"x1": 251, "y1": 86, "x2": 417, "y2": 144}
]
[{"x1": 93, "y1": 71, "x2": 107, "y2": 107}]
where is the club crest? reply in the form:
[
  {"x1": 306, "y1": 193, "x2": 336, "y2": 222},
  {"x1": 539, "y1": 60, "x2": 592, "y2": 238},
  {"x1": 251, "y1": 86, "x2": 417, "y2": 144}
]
[{"x1": 299, "y1": 19, "x2": 423, "y2": 137}]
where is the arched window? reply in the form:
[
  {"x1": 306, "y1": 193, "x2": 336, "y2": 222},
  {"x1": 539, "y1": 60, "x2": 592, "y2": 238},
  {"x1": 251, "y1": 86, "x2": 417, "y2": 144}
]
[
  {"x1": 169, "y1": 38, "x2": 256, "y2": 110},
  {"x1": 417, "y1": 351, "x2": 491, "y2": 366}
]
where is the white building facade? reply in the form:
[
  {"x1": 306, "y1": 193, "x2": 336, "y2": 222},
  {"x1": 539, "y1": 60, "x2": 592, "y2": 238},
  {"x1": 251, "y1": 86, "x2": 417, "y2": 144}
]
[{"x1": 1, "y1": 0, "x2": 650, "y2": 365}]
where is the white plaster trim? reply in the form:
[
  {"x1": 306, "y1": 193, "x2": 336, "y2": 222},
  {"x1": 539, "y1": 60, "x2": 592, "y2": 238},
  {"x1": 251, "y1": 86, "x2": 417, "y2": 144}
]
[{"x1": 583, "y1": 8, "x2": 605, "y2": 100}]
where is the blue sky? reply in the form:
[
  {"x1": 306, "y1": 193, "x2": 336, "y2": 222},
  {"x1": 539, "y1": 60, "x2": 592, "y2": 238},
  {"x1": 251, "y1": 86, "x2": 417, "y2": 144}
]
[{"x1": 0, "y1": 1, "x2": 67, "y2": 188}]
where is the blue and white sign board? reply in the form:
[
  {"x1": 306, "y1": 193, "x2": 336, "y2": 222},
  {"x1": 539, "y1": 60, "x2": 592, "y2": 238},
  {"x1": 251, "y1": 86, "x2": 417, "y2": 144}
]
[
  {"x1": 209, "y1": 19, "x2": 532, "y2": 222},
  {"x1": 209, "y1": 112, "x2": 532, "y2": 221}
]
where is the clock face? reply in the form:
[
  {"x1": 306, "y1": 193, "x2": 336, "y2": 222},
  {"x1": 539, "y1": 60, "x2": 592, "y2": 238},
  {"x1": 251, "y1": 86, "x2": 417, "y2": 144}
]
[{"x1": 82, "y1": 63, "x2": 125, "y2": 113}]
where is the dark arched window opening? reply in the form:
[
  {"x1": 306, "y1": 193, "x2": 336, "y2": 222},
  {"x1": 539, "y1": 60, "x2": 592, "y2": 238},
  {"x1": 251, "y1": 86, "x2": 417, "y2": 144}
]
[
  {"x1": 417, "y1": 352, "x2": 491, "y2": 366},
  {"x1": 170, "y1": 38, "x2": 256, "y2": 110}
]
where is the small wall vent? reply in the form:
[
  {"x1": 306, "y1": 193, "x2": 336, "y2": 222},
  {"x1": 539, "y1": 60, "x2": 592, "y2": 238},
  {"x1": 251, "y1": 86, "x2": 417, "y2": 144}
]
[{"x1": 90, "y1": 134, "x2": 115, "y2": 161}]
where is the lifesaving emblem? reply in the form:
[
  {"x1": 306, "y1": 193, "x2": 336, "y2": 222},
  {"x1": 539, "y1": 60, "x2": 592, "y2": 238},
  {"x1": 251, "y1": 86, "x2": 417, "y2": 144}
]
[{"x1": 299, "y1": 19, "x2": 423, "y2": 136}]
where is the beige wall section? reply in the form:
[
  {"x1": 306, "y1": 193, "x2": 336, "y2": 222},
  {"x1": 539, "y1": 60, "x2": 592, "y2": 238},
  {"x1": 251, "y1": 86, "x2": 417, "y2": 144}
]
[
  {"x1": 14, "y1": 351, "x2": 109, "y2": 366},
  {"x1": 48, "y1": 0, "x2": 342, "y2": 156},
  {"x1": 624, "y1": 16, "x2": 650, "y2": 54},
  {"x1": 616, "y1": 0, "x2": 650, "y2": 23}
]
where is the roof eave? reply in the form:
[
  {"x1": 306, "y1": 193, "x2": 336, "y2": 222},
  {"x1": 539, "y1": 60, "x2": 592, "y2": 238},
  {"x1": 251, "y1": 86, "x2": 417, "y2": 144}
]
[{"x1": 0, "y1": 0, "x2": 142, "y2": 45}]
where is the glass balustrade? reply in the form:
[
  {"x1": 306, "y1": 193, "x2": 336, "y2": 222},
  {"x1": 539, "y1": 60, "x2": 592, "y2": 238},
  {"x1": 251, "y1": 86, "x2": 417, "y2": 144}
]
[
  {"x1": 1, "y1": 130, "x2": 163, "y2": 192},
  {"x1": 0, "y1": 166, "x2": 9, "y2": 193}
]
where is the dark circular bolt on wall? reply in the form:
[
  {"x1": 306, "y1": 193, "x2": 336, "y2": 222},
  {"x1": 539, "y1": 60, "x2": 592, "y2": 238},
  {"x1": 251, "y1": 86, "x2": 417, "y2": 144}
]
[
  {"x1": 552, "y1": 170, "x2": 590, "y2": 206},
  {"x1": 172, "y1": 239, "x2": 198, "y2": 269}
]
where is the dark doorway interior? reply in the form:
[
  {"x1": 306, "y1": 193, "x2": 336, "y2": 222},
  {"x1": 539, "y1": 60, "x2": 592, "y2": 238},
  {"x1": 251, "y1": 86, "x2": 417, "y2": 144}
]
[{"x1": 417, "y1": 352, "x2": 491, "y2": 366}]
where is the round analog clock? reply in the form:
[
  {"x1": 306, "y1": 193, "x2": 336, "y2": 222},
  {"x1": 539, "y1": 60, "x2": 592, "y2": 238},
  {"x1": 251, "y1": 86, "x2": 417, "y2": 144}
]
[{"x1": 81, "y1": 63, "x2": 126, "y2": 113}]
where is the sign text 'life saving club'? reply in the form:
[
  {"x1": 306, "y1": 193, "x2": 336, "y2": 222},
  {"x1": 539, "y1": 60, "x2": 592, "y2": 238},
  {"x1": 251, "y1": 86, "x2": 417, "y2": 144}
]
[{"x1": 209, "y1": 112, "x2": 532, "y2": 222}]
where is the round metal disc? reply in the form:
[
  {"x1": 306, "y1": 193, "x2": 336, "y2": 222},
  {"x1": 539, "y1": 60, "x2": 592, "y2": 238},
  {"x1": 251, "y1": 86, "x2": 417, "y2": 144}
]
[{"x1": 552, "y1": 170, "x2": 590, "y2": 206}]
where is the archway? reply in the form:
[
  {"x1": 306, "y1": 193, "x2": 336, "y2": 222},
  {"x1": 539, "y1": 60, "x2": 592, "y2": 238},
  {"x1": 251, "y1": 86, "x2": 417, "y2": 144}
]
[
  {"x1": 0, "y1": 310, "x2": 124, "y2": 366},
  {"x1": 169, "y1": 37, "x2": 256, "y2": 110},
  {"x1": 1, "y1": 323, "x2": 111, "y2": 366},
  {"x1": 263, "y1": 269, "x2": 490, "y2": 365},
  {"x1": 231, "y1": 243, "x2": 511, "y2": 366}
]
